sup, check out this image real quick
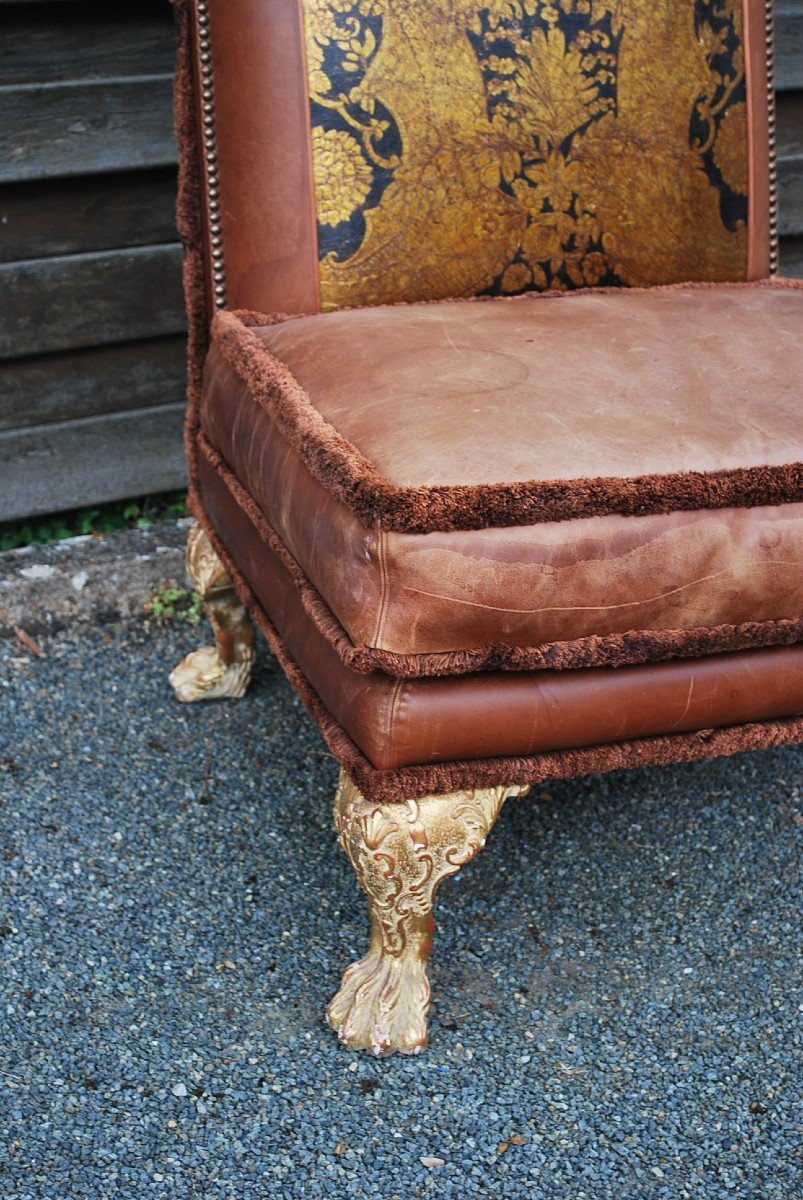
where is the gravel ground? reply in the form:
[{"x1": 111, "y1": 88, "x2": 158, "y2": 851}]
[{"x1": 1, "y1": 622, "x2": 801, "y2": 1200}]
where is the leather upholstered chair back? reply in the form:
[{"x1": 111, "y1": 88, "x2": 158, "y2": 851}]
[{"x1": 175, "y1": 1, "x2": 778, "y2": 320}]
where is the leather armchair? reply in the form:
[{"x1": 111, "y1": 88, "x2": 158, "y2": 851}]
[{"x1": 167, "y1": 0, "x2": 802, "y2": 1056}]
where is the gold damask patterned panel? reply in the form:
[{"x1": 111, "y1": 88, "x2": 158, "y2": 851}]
[{"x1": 303, "y1": 0, "x2": 749, "y2": 310}]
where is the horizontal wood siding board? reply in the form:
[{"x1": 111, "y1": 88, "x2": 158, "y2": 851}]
[
  {"x1": 777, "y1": 92, "x2": 803, "y2": 159},
  {"x1": 779, "y1": 161, "x2": 803, "y2": 234},
  {"x1": 0, "y1": 2, "x2": 174, "y2": 87},
  {"x1": 0, "y1": 76, "x2": 176, "y2": 183},
  {"x1": 0, "y1": 404, "x2": 187, "y2": 522},
  {"x1": 0, "y1": 336, "x2": 186, "y2": 431},
  {"x1": 780, "y1": 234, "x2": 803, "y2": 275},
  {"x1": 778, "y1": 92, "x2": 803, "y2": 235},
  {"x1": 0, "y1": 245, "x2": 185, "y2": 359},
  {"x1": 0, "y1": 168, "x2": 179, "y2": 263},
  {"x1": 776, "y1": 8, "x2": 803, "y2": 91}
]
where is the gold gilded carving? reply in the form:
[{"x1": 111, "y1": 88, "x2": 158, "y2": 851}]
[
  {"x1": 169, "y1": 522, "x2": 256, "y2": 702},
  {"x1": 327, "y1": 769, "x2": 530, "y2": 1055},
  {"x1": 304, "y1": 0, "x2": 748, "y2": 309}
]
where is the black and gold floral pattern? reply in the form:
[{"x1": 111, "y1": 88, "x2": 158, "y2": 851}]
[
  {"x1": 692, "y1": 0, "x2": 748, "y2": 229},
  {"x1": 303, "y1": 0, "x2": 749, "y2": 309}
]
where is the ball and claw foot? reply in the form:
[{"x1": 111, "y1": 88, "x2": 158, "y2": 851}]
[
  {"x1": 169, "y1": 522, "x2": 256, "y2": 703},
  {"x1": 327, "y1": 770, "x2": 529, "y2": 1056},
  {"x1": 170, "y1": 644, "x2": 252, "y2": 702},
  {"x1": 327, "y1": 927, "x2": 431, "y2": 1057}
]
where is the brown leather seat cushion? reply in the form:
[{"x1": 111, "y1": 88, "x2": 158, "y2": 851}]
[
  {"x1": 199, "y1": 281, "x2": 803, "y2": 676},
  {"x1": 199, "y1": 453, "x2": 803, "y2": 773}
]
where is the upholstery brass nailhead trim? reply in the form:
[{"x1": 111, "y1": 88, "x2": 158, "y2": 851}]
[
  {"x1": 196, "y1": 0, "x2": 226, "y2": 307},
  {"x1": 765, "y1": 0, "x2": 780, "y2": 274}
]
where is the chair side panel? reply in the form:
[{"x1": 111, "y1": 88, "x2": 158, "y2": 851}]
[{"x1": 184, "y1": 0, "x2": 320, "y2": 317}]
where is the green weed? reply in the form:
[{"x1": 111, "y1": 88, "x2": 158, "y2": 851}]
[
  {"x1": 0, "y1": 491, "x2": 188, "y2": 553},
  {"x1": 143, "y1": 584, "x2": 203, "y2": 629}
]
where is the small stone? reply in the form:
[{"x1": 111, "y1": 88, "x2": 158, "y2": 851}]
[
  {"x1": 420, "y1": 1157, "x2": 445, "y2": 1168},
  {"x1": 19, "y1": 564, "x2": 56, "y2": 580},
  {"x1": 171, "y1": 1083, "x2": 187, "y2": 1098}
]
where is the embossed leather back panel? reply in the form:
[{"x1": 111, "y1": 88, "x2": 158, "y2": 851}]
[
  {"x1": 305, "y1": 0, "x2": 759, "y2": 308},
  {"x1": 186, "y1": 1, "x2": 772, "y2": 314}
]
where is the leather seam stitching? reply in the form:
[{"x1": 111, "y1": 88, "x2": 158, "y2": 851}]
[
  {"x1": 373, "y1": 522, "x2": 390, "y2": 649},
  {"x1": 385, "y1": 677, "x2": 405, "y2": 772}
]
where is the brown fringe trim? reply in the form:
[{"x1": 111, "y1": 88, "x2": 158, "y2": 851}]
[
  {"x1": 210, "y1": 278, "x2": 803, "y2": 535},
  {"x1": 170, "y1": 0, "x2": 211, "y2": 523},
  {"x1": 189, "y1": 488, "x2": 803, "y2": 804},
  {"x1": 348, "y1": 719, "x2": 803, "y2": 805},
  {"x1": 198, "y1": 431, "x2": 803, "y2": 677}
]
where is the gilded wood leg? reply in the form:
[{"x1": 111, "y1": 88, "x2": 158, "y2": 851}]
[
  {"x1": 327, "y1": 769, "x2": 529, "y2": 1056},
  {"x1": 169, "y1": 521, "x2": 256, "y2": 702}
]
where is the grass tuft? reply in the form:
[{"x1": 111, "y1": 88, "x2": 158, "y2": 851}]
[{"x1": 0, "y1": 491, "x2": 189, "y2": 553}]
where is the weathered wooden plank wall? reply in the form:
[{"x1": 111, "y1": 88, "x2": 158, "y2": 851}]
[
  {"x1": 0, "y1": 0, "x2": 185, "y2": 522},
  {"x1": 0, "y1": 0, "x2": 801, "y2": 522}
]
